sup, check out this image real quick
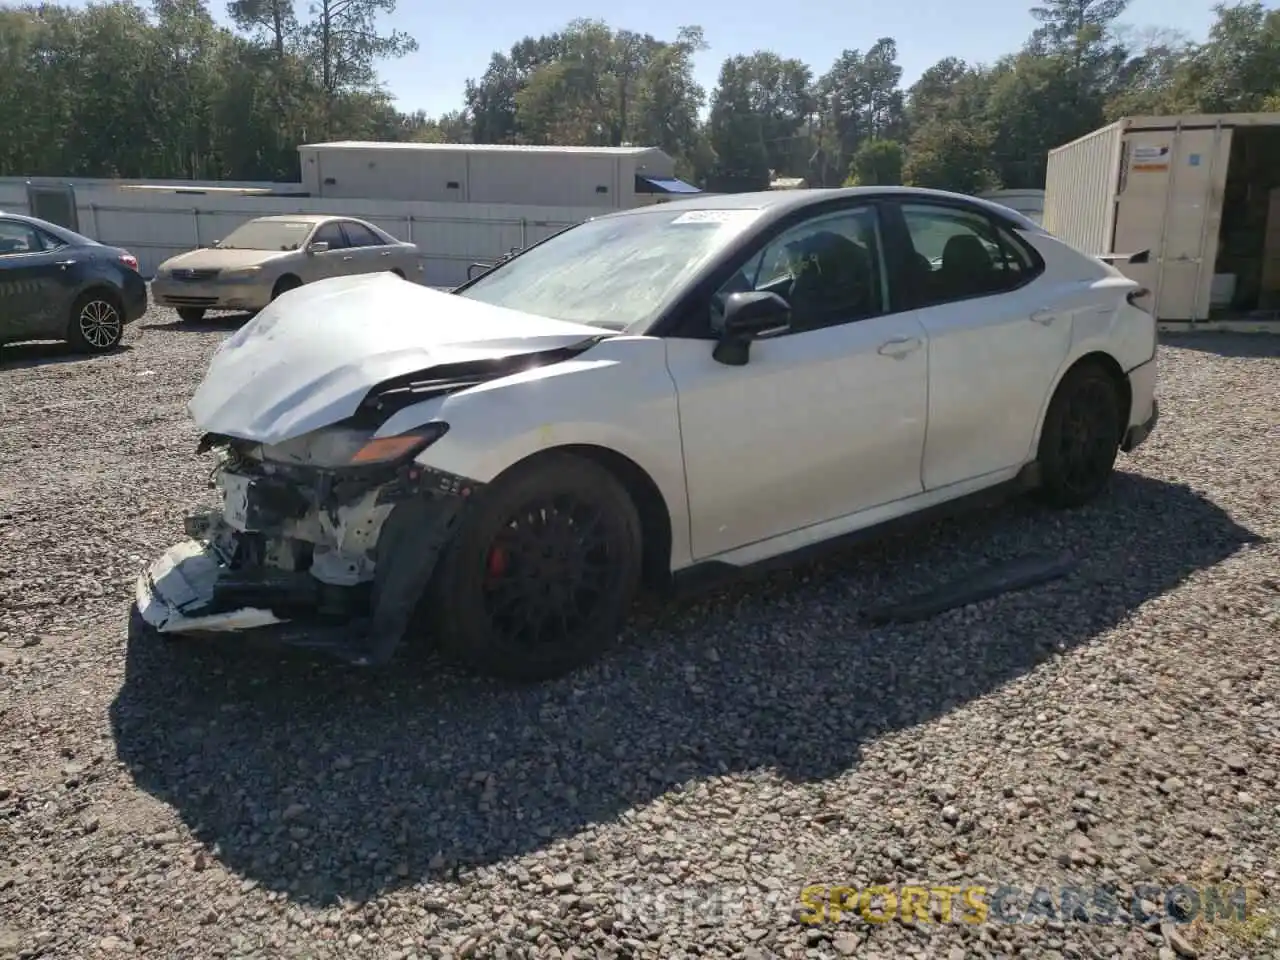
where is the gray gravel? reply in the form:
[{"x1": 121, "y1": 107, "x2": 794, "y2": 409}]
[{"x1": 2, "y1": 311, "x2": 1279, "y2": 960}]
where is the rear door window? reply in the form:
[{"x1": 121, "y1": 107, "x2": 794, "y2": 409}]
[
  {"x1": 900, "y1": 203, "x2": 1039, "y2": 307},
  {"x1": 341, "y1": 222, "x2": 386, "y2": 247}
]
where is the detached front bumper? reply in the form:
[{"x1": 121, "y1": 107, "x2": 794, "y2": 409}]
[
  {"x1": 136, "y1": 537, "x2": 288, "y2": 633},
  {"x1": 133, "y1": 457, "x2": 476, "y2": 664}
]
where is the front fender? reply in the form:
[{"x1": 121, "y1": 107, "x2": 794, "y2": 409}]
[{"x1": 399, "y1": 336, "x2": 694, "y2": 570}]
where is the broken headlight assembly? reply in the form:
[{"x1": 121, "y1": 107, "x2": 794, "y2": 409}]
[{"x1": 252, "y1": 421, "x2": 451, "y2": 469}]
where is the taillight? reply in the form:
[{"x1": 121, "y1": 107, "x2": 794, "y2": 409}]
[
  {"x1": 119, "y1": 253, "x2": 139, "y2": 272},
  {"x1": 1126, "y1": 287, "x2": 1151, "y2": 310}
]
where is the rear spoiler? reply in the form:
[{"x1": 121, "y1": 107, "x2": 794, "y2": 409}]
[{"x1": 1096, "y1": 249, "x2": 1150, "y2": 265}]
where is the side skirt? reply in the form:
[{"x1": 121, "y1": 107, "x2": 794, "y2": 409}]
[{"x1": 666, "y1": 461, "x2": 1043, "y2": 598}]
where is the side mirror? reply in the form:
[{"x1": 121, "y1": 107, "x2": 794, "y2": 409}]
[
  {"x1": 712, "y1": 291, "x2": 791, "y2": 366},
  {"x1": 307, "y1": 241, "x2": 330, "y2": 254}
]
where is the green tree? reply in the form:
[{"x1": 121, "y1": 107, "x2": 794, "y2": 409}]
[
  {"x1": 902, "y1": 120, "x2": 998, "y2": 193},
  {"x1": 814, "y1": 38, "x2": 905, "y2": 184},
  {"x1": 631, "y1": 26, "x2": 708, "y2": 171},
  {"x1": 227, "y1": 0, "x2": 296, "y2": 58},
  {"x1": 1177, "y1": 2, "x2": 1280, "y2": 112},
  {"x1": 845, "y1": 139, "x2": 904, "y2": 186},
  {"x1": 299, "y1": 0, "x2": 417, "y2": 135},
  {"x1": 706, "y1": 51, "x2": 813, "y2": 190}
]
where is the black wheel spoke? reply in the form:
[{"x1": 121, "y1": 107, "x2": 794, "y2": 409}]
[{"x1": 480, "y1": 491, "x2": 620, "y2": 651}]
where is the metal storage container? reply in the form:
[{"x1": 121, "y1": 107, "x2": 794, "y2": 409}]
[
  {"x1": 1043, "y1": 113, "x2": 1280, "y2": 323},
  {"x1": 297, "y1": 142, "x2": 691, "y2": 209}
]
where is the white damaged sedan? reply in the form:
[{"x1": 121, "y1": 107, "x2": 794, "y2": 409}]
[{"x1": 135, "y1": 186, "x2": 1159, "y2": 681}]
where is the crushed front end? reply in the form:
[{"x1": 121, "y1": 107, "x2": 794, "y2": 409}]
[{"x1": 135, "y1": 422, "x2": 479, "y2": 665}]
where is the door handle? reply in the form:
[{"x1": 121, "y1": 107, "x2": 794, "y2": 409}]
[
  {"x1": 878, "y1": 336, "x2": 922, "y2": 358},
  {"x1": 341, "y1": 255, "x2": 354, "y2": 261},
  {"x1": 379, "y1": 251, "x2": 392, "y2": 257},
  {"x1": 1030, "y1": 309, "x2": 1055, "y2": 325},
  {"x1": 55, "y1": 259, "x2": 76, "y2": 268}
]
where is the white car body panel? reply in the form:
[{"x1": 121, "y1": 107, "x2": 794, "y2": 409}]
[
  {"x1": 698, "y1": 464, "x2": 1026, "y2": 568},
  {"x1": 664, "y1": 312, "x2": 929, "y2": 560},
  {"x1": 394, "y1": 337, "x2": 695, "y2": 571},
  {"x1": 914, "y1": 281, "x2": 1074, "y2": 491},
  {"x1": 1017, "y1": 231, "x2": 1158, "y2": 454},
  {"x1": 173, "y1": 193, "x2": 1160, "y2": 597},
  {"x1": 187, "y1": 273, "x2": 607, "y2": 444}
]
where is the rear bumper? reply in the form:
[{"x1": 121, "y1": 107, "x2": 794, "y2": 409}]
[
  {"x1": 121, "y1": 273, "x2": 149, "y2": 323},
  {"x1": 1122, "y1": 399, "x2": 1158, "y2": 452},
  {"x1": 1121, "y1": 355, "x2": 1159, "y2": 452}
]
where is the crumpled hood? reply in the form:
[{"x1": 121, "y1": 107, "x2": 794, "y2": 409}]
[{"x1": 188, "y1": 273, "x2": 606, "y2": 444}]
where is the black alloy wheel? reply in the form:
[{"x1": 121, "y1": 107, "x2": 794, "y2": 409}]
[
  {"x1": 427, "y1": 453, "x2": 642, "y2": 682},
  {"x1": 68, "y1": 291, "x2": 124, "y2": 352},
  {"x1": 1035, "y1": 361, "x2": 1123, "y2": 508}
]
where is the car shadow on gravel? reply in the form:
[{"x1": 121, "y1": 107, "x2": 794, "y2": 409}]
[
  {"x1": 109, "y1": 472, "x2": 1265, "y2": 907},
  {"x1": 1161, "y1": 331, "x2": 1280, "y2": 358},
  {"x1": 0, "y1": 342, "x2": 133, "y2": 370},
  {"x1": 138, "y1": 311, "x2": 254, "y2": 333}
]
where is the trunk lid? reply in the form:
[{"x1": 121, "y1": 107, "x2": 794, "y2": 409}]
[{"x1": 188, "y1": 273, "x2": 607, "y2": 444}]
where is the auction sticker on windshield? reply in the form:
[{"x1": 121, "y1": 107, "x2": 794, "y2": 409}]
[{"x1": 671, "y1": 209, "x2": 760, "y2": 225}]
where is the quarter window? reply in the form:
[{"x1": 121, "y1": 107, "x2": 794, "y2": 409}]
[
  {"x1": 711, "y1": 206, "x2": 889, "y2": 334},
  {"x1": 900, "y1": 203, "x2": 1037, "y2": 307}
]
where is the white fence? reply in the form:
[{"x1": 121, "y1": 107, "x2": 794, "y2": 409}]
[{"x1": 0, "y1": 178, "x2": 612, "y2": 287}]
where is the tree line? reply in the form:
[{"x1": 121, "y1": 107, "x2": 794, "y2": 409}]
[{"x1": 1, "y1": 0, "x2": 1279, "y2": 193}]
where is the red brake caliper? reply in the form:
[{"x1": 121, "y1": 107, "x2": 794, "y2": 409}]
[{"x1": 486, "y1": 546, "x2": 508, "y2": 581}]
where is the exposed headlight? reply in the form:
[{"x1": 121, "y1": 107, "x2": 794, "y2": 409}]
[
  {"x1": 256, "y1": 422, "x2": 450, "y2": 469},
  {"x1": 220, "y1": 266, "x2": 263, "y2": 281}
]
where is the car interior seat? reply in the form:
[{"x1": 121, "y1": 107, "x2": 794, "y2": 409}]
[
  {"x1": 786, "y1": 230, "x2": 878, "y2": 331},
  {"x1": 939, "y1": 233, "x2": 995, "y2": 299}
]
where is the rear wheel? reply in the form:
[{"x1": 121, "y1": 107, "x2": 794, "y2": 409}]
[
  {"x1": 67, "y1": 290, "x2": 124, "y2": 352},
  {"x1": 176, "y1": 307, "x2": 205, "y2": 323},
  {"x1": 272, "y1": 275, "x2": 302, "y2": 300},
  {"x1": 1035, "y1": 362, "x2": 1123, "y2": 508},
  {"x1": 427, "y1": 453, "x2": 643, "y2": 683}
]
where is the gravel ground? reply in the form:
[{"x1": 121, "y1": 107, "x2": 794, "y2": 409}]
[{"x1": 1, "y1": 310, "x2": 1278, "y2": 960}]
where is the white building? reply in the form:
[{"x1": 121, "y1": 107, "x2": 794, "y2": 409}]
[{"x1": 297, "y1": 142, "x2": 701, "y2": 209}]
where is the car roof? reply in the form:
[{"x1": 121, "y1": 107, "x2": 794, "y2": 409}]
[
  {"x1": 251, "y1": 214, "x2": 339, "y2": 224},
  {"x1": 0, "y1": 211, "x2": 98, "y2": 245},
  {"x1": 1, "y1": 211, "x2": 56, "y2": 228},
  {"x1": 602, "y1": 186, "x2": 1045, "y2": 232}
]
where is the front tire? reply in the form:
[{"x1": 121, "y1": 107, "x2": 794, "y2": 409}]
[
  {"x1": 272, "y1": 275, "x2": 303, "y2": 301},
  {"x1": 427, "y1": 453, "x2": 643, "y2": 683},
  {"x1": 1035, "y1": 361, "x2": 1124, "y2": 508},
  {"x1": 67, "y1": 290, "x2": 124, "y2": 352}
]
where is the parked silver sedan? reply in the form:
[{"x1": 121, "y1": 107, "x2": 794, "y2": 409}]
[{"x1": 152, "y1": 214, "x2": 424, "y2": 322}]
